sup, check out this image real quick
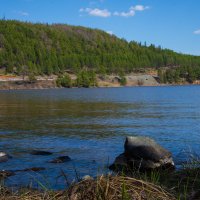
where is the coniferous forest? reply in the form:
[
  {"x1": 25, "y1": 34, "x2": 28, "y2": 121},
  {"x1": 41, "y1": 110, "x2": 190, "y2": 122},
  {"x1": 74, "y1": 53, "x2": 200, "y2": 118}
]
[{"x1": 1, "y1": 20, "x2": 200, "y2": 83}]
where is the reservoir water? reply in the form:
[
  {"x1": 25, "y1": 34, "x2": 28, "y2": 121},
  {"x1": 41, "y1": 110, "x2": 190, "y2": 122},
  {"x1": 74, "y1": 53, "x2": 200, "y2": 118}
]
[{"x1": 0, "y1": 86, "x2": 200, "y2": 189}]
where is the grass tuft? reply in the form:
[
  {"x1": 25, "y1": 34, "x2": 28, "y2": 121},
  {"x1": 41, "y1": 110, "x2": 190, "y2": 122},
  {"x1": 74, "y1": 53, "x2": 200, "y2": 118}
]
[{"x1": 67, "y1": 175, "x2": 175, "y2": 200}]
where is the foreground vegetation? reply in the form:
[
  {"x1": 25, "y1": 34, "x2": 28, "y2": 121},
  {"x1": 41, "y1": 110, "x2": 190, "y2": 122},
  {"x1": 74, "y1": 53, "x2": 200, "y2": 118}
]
[
  {"x1": 1, "y1": 20, "x2": 200, "y2": 85},
  {"x1": 0, "y1": 175, "x2": 175, "y2": 200},
  {"x1": 1, "y1": 161, "x2": 200, "y2": 200}
]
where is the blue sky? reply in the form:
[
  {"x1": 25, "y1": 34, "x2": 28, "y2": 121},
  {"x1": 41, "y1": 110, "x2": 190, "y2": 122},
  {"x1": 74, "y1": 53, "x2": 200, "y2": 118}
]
[{"x1": 0, "y1": 0, "x2": 200, "y2": 55}]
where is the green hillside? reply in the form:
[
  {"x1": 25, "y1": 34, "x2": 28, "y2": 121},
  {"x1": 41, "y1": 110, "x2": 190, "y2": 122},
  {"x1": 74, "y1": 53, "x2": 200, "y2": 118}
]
[{"x1": 0, "y1": 20, "x2": 200, "y2": 83}]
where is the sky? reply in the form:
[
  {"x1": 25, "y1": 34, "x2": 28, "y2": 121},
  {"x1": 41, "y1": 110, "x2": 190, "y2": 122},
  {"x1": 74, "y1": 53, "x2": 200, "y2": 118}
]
[{"x1": 0, "y1": 0, "x2": 200, "y2": 55}]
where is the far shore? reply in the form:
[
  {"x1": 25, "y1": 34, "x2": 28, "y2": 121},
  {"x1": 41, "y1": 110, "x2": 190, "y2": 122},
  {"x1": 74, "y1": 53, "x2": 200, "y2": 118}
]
[{"x1": 0, "y1": 74, "x2": 199, "y2": 90}]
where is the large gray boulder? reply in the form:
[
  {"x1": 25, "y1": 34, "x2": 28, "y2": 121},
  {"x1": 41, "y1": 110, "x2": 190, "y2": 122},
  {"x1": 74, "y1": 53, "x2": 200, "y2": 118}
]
[{"x1": 110, "y1": 136, "x2": 175, "y2": 171}]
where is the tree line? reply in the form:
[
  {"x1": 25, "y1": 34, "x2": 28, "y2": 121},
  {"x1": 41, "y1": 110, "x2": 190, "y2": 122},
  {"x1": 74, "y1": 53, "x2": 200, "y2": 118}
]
[
  {"x1": 56, "y1": 71, "x2": 97, "y2": 88},
  {"x1": 158, "y1": 66, "x2": 200, "y2": 84},
  {"x1": 0, "y1": 20, "x2": 200, "y2": 84}
]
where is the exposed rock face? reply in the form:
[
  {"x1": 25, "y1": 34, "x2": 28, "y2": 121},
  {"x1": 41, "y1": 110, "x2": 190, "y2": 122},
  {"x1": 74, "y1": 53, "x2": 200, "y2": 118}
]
[
  {"x1": 110, "y1": 136, "x2": 175, "y2": 172},
  {"x1": 0, "y1": 152, "x2": 12, "y2": 163},
  {"x1": 0, "y1": 80, "x2": 56, "y2": 90},
  {"x1": 49, "y1": 156, "x2": 71, "y2": 163}
]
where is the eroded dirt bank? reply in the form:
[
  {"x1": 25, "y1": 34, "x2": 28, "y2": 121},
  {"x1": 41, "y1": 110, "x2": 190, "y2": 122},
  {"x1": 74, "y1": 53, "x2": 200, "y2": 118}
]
[
  {"x1": 0, "y1": 73, "x2": 198, "y2": 90},
  {"x1": 0, "y1": 74, "x2": 160, "y2": 90}
]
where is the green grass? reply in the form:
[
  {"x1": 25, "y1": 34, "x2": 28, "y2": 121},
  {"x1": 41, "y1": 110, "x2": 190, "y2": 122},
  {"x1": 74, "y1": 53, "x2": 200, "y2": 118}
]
[{"x1": 1, "y1": 159, "x2": 200, "y2": 199}]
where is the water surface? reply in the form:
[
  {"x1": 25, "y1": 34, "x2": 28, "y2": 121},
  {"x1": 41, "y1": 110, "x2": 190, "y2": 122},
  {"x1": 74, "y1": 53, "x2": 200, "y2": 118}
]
[{"x1": 0, "y1": 86, "x2": 200, "y2": 189}]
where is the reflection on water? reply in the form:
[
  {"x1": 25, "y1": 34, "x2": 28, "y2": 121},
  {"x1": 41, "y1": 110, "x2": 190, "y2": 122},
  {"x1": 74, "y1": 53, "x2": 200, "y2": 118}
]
[{"x1": 0, "y1": 86, "x2": 200, "y2": 189}]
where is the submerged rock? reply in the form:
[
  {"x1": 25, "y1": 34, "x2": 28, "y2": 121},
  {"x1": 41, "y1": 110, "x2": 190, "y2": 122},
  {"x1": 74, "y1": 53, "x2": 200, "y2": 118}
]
[
  {"x1": 30, "y1": 150, "x2": 53, "y2": 156},
  {"x1": 110, "y1": 136, "x2": 175, "y2": 172},
  {"x1": 0, "y1": 170, "x2": 15, "y2": 178},
  {"x1": 16, "y1": 167, "x2": 46, "y2": 172},
  {"x1": 0, "y1": 152, "x2": 12, "y2": 163},
  {"x1": 49, "y1": 156, "x2": 71, "y2": 163},
  {"x1": 109, "y1": 153, "x2": 128, "y2": 171}
]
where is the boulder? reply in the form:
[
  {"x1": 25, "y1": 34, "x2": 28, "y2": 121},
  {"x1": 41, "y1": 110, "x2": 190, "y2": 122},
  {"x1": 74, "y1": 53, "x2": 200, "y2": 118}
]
[
  {"x1": 49, "y1": 156, "x2": 71, "y2": 163},
  {"x1": 110, "y1": 136, "x2": 175, "y2": 172},
  {"x1": 0, "y1": 152, "x2": 12, "y2": 163},
  {"x1": 30, "y1": 150, "x2": 53, "y2": 156},
  {"x1": 125, "y1": 136, "x2": 172, "y2": 162},
  {"x1": 109, "y1": 153, "x2": 128, "y2": 171}
]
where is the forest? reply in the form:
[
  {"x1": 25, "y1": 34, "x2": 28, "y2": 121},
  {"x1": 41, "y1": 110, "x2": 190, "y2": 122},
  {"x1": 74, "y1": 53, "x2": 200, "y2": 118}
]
[{"x1": 0, "y1": 20, "x2": 200, "y2": 83}]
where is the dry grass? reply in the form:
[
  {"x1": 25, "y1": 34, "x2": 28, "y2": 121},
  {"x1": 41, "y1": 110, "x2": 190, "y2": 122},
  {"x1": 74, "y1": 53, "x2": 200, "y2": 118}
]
[
  {"x1": 67, "y1": 175, "x2": 175, "y2": 200},
  {"x1": 0, "y1": 175, "x2": 175, "y2": 200},
  {"x1": 0, "y1": 186, "x2": 68, "y2": 200}
]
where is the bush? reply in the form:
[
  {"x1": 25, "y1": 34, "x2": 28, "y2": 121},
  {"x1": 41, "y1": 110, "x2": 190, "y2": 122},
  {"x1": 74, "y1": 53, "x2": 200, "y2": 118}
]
[
  {"x1": 75, "y1": 71, "x2": 97, "y2": 88},
  {"x1": 28, "y1": 73, "x2": 37, "y2": 83},
  {"x1": 119, "y1": 75, "x2": 127, "y2": 86},
  {"x1": 56, "y1": 74, "x2": 72, "y2": 88}
]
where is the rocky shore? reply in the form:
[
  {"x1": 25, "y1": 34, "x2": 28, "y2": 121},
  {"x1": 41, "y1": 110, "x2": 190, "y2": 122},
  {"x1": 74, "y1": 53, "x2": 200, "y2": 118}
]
[
  {"x1": 1, "y1": 136, "x2": 200, "y2": 199},
  {"x1": 0, "y1": 73, "x2": 199, "y2": 90}
]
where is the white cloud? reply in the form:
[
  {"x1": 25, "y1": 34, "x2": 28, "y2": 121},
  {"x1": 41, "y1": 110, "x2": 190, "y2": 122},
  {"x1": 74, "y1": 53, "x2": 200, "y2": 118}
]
[
  {"x1": 79, "y1": 8, "x2": 84, "y2": 12},
  {"x1": 90, "y1": 8, "x2": 111, "y2": 17},
  {"x1": 114, "y1": 10, "x2": 135, "y2": 17},
  {"x1": 114, "y1": 5, "x2": 149, "y2": 17},
  {"x1": 79, "y1": 4, "x2": 149, "y2": 18},
  {"x1": 131, "y1": 5, "x2": 149, "y2": 11},
  {"x1": 194, "y1": 29, "x2": 200, "y2": 35},
  {"x1": 80, "y1": 8, "x2": 111, "y2": 18}
]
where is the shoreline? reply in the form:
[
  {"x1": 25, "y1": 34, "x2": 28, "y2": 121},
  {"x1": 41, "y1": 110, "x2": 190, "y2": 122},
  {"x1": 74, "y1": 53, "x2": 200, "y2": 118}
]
[
  {"x1": 0, "y1": 74, "x2": 199, "y2": 90},
  {"x1": 0, "y1": 81, "x2": 199, "y2": 91},
  {"x1": 1, "y1": 166, "x2": 199, "y2": 199}
]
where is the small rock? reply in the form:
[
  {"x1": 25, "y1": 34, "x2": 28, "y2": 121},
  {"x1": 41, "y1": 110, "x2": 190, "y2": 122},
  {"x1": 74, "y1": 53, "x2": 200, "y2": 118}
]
[
  {"x1": 49, "y1": 156, "x2": 71, "y2": 163},
  {"x1": 30, "y1": 150, "x2": 53, "y2": 156},
  {"x1": 81, "y1": 175, "x2": 94, "y2": 181},
  {"x1": 0, "y1": 152, "x2": 12, "y2": 163},
  {"x1": 0, "y1": 170, "x2": 15, "y2": 178}
]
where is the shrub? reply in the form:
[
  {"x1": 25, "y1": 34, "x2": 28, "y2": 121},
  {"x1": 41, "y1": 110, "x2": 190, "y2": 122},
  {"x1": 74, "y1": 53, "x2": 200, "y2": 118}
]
[
  {"x1": 28, "y1": 73, "x2": 37, "y2": 83},
  {"x1": 119, "y1": 75, "x2": 127, "y2": 86},
  {"x1": 56, "y1": 74, "x2": 72, "y2": 88},
  {"x1": 76, "y1": 71, "x2": 97, "y2": 88}
]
